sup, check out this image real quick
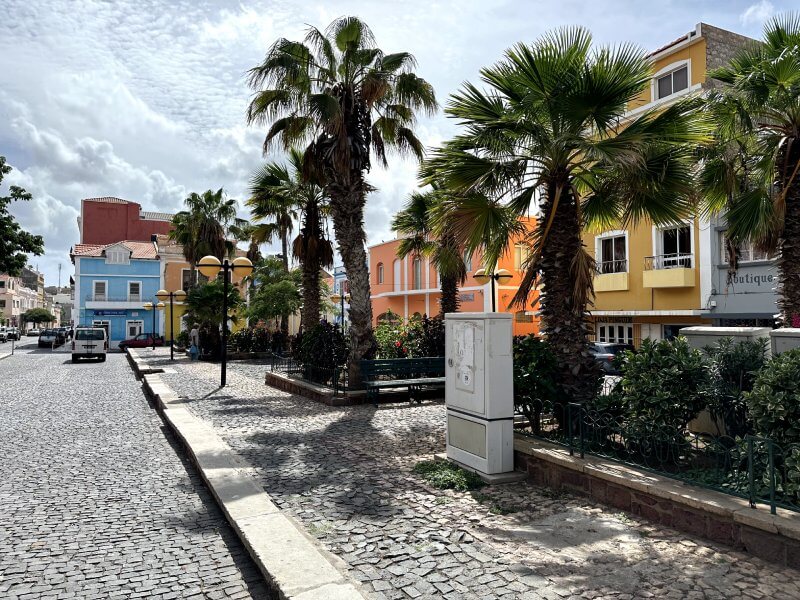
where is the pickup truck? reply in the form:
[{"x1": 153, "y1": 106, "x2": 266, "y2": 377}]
[{"x1": 118, "y1": 333, "x2": 165, "y2": 350}]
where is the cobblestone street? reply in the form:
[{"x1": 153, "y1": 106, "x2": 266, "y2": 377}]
[
  {"x1": 0, "y1": 343, "x2": 272, "y2": 599},
  {"x1": 139, "y1": 351, "x2": 800, "y2": 600}
]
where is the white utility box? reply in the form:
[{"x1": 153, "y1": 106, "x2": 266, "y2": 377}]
[{"x1": 444, "y1": 313, "x2": 514, "y2": 475}]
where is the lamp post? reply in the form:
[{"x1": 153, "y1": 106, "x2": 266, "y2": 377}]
[
  {"x1": 142, "y1": 300, "x2": 165, "y2": 349},
  {"x1": 155, "y1": 289, "x2": 187, "y2": 361},
  {"x1": 197, "y1": 255, "x2": 254, "y2": 387},
  {"x1": 473, "y1": 268, "x2": 513, "y2": 312},
  {"x1": 330, "y1": 292, "x2": 350, "y2": 333}
]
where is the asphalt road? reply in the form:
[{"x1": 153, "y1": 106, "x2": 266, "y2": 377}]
[{"x1": 0, "y1": 340, "x2": 273, "y2": 599}]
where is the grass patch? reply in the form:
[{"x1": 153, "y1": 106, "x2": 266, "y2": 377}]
[
  {"x1": 435, "y1": 496, "x2": 452, "y2": 505},
  {"x1": 413, "y1": 460, "x2": 487, "y2": 492}
]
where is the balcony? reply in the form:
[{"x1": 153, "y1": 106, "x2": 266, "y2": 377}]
[
  {"x1": 594, "y1": 260, "x2": 629, "y2": 292},
  {"x1": 643, "y1": 254, "x2": 695, "y2": 288},
  {"x1": 84, "y1": 295, "x2": 144, "y2": 310}
]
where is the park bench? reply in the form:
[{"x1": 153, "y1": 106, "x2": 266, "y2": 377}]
[{"x1": 360, "y1": 357, "x2": 445, "y2": 405}]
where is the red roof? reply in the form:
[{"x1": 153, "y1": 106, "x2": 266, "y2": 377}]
[{"x1": 72, "y1": 241, "x2": 159, "y2": 260}]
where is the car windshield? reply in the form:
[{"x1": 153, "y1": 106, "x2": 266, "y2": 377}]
[
  {"x1": 76, "y1": 330, "x2": 105, "y2": 340},
  {"x1": 42, "y1": 329, "x2": 54, "y2": 336}
]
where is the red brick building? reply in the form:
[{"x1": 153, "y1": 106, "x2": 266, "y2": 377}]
[{"x1": 78, "y1": 197, "x2": 173, "y2": 245}]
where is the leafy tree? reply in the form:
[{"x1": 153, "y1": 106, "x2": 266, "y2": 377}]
[
  {"x1": 182, "y1": 281, "x2": 243, "y2": 359},
  {"x1": 21, "y1": 307, "x2": 55, "y2": 326},
  {"x1": 246, "y1": 16, "x2": 437, "y2": 385},
  {"x1": 0, "y1": 157, "x2": 44, "y2": 276},
  {"x1": 423, "y1": 27, "x2": 707, "y2": 405},
  {"x1": 248, "y1": 279, "x2": 302, "y2": 323},
  {"x1": 392, "y1": 189, "x2": 466, "y2": 314},
  {"x1": 709, "y1": 14, "x2": 800, "y2": 325}
]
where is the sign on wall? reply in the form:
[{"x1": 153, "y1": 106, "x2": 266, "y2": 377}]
[{"x1": 92, "y1": 310, "x2": 126, "y2": 316}]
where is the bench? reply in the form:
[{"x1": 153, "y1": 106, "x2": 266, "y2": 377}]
[{"x1": 360, "y1": 357, "x2": 445, "y2": 405}]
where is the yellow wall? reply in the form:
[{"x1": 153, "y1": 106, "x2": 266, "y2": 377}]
[{"x1": 628, "y1": 37, "x2": 707, "y2": 111}]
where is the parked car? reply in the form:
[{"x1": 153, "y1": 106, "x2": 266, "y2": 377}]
[
  {"x1": 38, "y1": 329, "x2": 62, "y2": 348},
  {"x1": 26, "y1": 328, "x2": 41, "y2": 337},
  {"x1": 118, "y1": 333, "x2": 165, "y2": 351},
  {"x1": 58, "y1": 327, "x2": 73, "y2": 341},
  {"x1": 0, "y1": 327, "x2": 7, "y2": 342},
  {"x1": 590, "y1": 342, "x2": 635, "y2": 375},
  {"x1": 6, "y1": 327, "x2": 20, "y2": 341},
  {"x1": 72, "y1": 327, "x2": 108, "y2": 362}
]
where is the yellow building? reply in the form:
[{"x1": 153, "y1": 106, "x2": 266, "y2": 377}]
[{"x1": 584, "y1": 23, "x2": 754, "y2": 345}]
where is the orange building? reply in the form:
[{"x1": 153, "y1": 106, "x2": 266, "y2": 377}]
[{"x1": 368, "y1": 220, "x2": 540, "y2": 336}]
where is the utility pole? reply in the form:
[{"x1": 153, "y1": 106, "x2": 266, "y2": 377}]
[{"x1": 58, "y1": 263, "x2": 62, "y2": 290}]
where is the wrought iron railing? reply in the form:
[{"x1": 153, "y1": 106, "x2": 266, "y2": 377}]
[
  {"x1": 515, "y1": 400, "x2": 800, "y2": 514},
  {"x1": 643, "y1": 253, "x2": 693, "y2": 270},
  {"x1": 84, "y1": 295, "x2": 142, "y2": 302},
  {"x1": 596, "y1": 259, "x2": 628, "y2": 274},
  {"x1": 266, "y1": 351, "x2": 349, "y2": 395}
]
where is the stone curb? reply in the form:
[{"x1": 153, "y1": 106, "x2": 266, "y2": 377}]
[
  {"x1": 126, "y1": 348, "x2": 164, "y2": 379},
  {"x1": 139, "y1": 371, "x2": 366, "y2": 600},
  {"x1": 0, "y1": 351, "x2": 11, "y2": 361},
  {"x1": 514, "y1": 435, "x2": 800, "y2": 541}
]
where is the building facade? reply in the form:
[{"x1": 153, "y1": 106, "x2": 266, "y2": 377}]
[
  {"x1": 78, "y1": 197, "x2": 173, "y2": 246},
  {"x1": 584, "y1": 23, "x2": 755, "y2": 346},
  {"x1": 0, "y1": 275, "x2": 43, "y2": 328},
  {"x1": 72, "y1": 241, "x2": 163, "y2": 347}
]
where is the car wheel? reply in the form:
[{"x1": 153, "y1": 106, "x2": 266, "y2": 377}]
[
  {"x1": 99, "y1": 355, "x2": 106, "y2": 362},
  {"x1": 71, "y1": 355, "x2": 79, "y2": 363}
]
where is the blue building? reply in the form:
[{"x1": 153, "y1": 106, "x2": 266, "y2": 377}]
[
  {"x1": 332, "y1": 265, "x2": 349, "y2": 327},
  {"x1": 71, "y1": 241, "x2": 163, "y2": 348}
]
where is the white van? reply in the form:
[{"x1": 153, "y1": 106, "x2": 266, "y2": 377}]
[{"x1": 72, "y1": 327, "x2": 108, "y2": 362}]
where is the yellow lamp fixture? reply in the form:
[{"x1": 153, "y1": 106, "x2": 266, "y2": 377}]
[
  {"x1": 197, "y1": 255, "x2": 222, "y2": 278},
  {"x1": 231, "y1": 256, "x2": 254, "y2": 278},
  {"x1": 331, "y1": 293, "x2": 341, "y2": 304},
  {"x1": 174, "y1": 290, "x2": 187, "y2": 302},
  {"x1": 143, "y1": 302, "x2": 153, "y2": 310},
  {"x1": 155, "y1": 289, "x2": 169, "y2": 302},
  {"x1": 473, "y1": 268, "x2": 489, "y2": 285},
  {"x1": 155, "y1": 301, "x2": 165, "y2": 310},
  {"x1": 495, "y1": 269, "x2": 513, "y2": 285}
]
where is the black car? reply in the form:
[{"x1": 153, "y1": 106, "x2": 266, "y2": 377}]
[{"x1": 590, "y1": 342, "x2": 634, "y2": 375}]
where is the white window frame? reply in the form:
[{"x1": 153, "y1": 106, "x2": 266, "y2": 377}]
[
  {"x1": 652, "y1": 221, "x2": 695, "y2": 269},
  {"x1": 393, "y1": 259, "x2": 401, "y2": 292},
  {"x1": 412, "y1": 257, "x2": 422, "y2": 290},
  {"x1": 92, "y1": 320, "x2": 110, "y2": 337},
  {"x1": 377, "y1": 263, "x2": 384, "y2": 284},
  {"x1": 463, "y1": 250, "x2": 473, "y2": 272},
  {"x1": 93, "y1": 280, "x2": 108, "y2": 301},
  {"x1": 125, "y1": 320, "x2": 144, "y2": 338},
  {"x1": 127, "y1": 281, "x2": 142, "y2": 302},
  {"x1": 719, "y1": 231, "x2": 773, "y2": 264},
  {"x1": 514, "y1": 243, "x2": 531, "y2": 271},
  {"x1": 651, "y1": 60, "x2": 691, "y2": 102},
  {"x1": 596, "y1": 323, "x2": 634, "y2": 345},
  {"x1": 595, "y1": 230, "x2": 629, "y2": 274}
]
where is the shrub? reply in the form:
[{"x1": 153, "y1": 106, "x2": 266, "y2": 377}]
[
  {"x1": 295, "y1": 322, "x2": 349, "y2": 370},
  {"x1": 418, "y1": 315, "x2": 445, "y2": 357},
  {"x1": 374, "y1": 315, "x2": 427, "y2": 358},
  {"x1": 616, "y1": 337, "x2": 709, "y2": 434},
  {"x1": 412, "y1": 460, "x2": 486, "y2": 491},
  {"x1": 175, "y1": 330, "x2": 190, "y2": 349},
  {"x1": 746, "y1": 349, "x2": 800, "y2": 446},
  {"x1": 513, "y1": 335, "x2": 560, "y2": 433}
]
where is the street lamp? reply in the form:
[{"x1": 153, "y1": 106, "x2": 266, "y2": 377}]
[
  {"x1": 197, "y1": 255, "x2": 253, "y2": 387},
  {"x1": 142, "y1": 300, "x2": 165, "y2": 349},
  {"x1": 155, "y1": 289, "x2": 187, "y2": 361},
  {"x1": 473, "y1": 268, "x2": 513, "y2": 312},
  {"x1": 330, "y1": 292, "x2": 350, "y2": 333}
]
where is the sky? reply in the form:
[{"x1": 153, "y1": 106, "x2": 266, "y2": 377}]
[{"x1": 0, "y1": 0, "x2": 792, "y2": 286}]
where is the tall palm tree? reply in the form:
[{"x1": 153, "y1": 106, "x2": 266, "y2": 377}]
[
  {"x1": 246, "y1": 16, "x2": 437, "y2": 384},
  {"x1": 423, "y1": 27, "x2": 708, "y2": 405},
  {"x1": 170, "y1": 188, "x2": 242, "y2": 289},
  {"x1": 392, "y1": 189, "x2": 466, "y2": 314},
  {"x1": 247, "y1": 164, "x2": 298, "y2": 272},
  {"x1": 709, "y1": 14, "x2": 800, "y2": 325}
]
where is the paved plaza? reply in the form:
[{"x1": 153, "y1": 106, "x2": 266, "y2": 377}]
[
  {"x1": 139, "y1": 350, "x2": 800, "y2": 600},
  {"x1": 0, "y1": 342, "x2": 272, "y2": 599}
]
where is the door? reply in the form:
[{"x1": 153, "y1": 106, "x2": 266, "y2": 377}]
[
  {"x1": 92, "y1": 320, "x2": 110, "y2": 339},
  {"x1": 126, "y1": 320, "x2": 144, "y2": 338}
]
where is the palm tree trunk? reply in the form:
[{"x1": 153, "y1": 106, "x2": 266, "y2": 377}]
[
  {"x1": 538, "y1": 181, "x2": 600, "y2": 419},
  {"x1": 329, "y1": 184, "x2": 375, "y2": 386},
  {"x1": 301, "y1": 254, "x2": 321, "y2": 333},
  {"x1": 779, "y1": 142, "x2": 800, "y2": 325},
  {"x1": 440, "y1": 275, "x2": 459, "y2": 314}
]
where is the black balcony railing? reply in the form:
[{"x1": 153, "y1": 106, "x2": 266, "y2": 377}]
[
  {"x1": 644, "y1": 253, "x2": 693, "y2": 270},
  {"x1": 596, "y1": 259, "x2": 628, "y2": 274}
]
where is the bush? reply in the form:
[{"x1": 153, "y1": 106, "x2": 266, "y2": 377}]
[
  {"x1": 412, "y1": 460, "x2": 486, "y2": 491},
  {"x1": 176, "y1": 330, "x2": 189, "y2": 349},
  {"x1": 375, "y1": 315, "x2": 423, "y2": 358},
  {"x1": 228, "y1": 326, "x2": 274, "y2": 353},
  {"x1": 513, "y1": 335, "x2": 559, "y2": 433},
  {"x1": 746, "y1": 349, "x2": 800, "y2": 446},
  {"x1": 615, "y1": 337, "x2": 709, "y2": 434},
  {"x1": 418, "y1": 315, "x2": 445, "y2": 357},
  {"x1": 295, "y1": 322, "x2": 349, "y2": 370}
]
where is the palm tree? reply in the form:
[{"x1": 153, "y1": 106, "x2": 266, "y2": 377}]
[
  {"x1": 423, "y1": 27, "x2": 708, "y2": 405},
  {"x1": 392, "y1": 189, "x2": 466, "y2": 314},
  {"x1": 170, "y1": 188, "x2": 242, "y2": 288},
  {"x1": 709, "y1": 14, "x2": 800, "y2": 325},
  {"x1": 183, "y1": 280, "x2": 244, "y2": 359},
  {"x1": 247, "y1": 163, "x2": 298, "y2": 272},
  {"x1": 246, "y1": 16, "x2": 437, "y2": 384}
]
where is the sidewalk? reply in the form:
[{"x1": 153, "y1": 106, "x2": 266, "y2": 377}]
[{"x1": 136, "y1": 349, "x2": 800, "y2": 600}]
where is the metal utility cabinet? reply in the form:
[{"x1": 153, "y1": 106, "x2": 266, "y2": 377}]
[{"x1": 444, "y1": 313, "x2": 514, "y2": 475}]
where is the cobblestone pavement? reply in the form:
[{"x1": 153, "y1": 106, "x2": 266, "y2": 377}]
[
  {"x1": 0, "y1": 343, "x2": 272, "y2": 599},
  {"x1": 144, "y1": 351, "x2": 800, "y2": 600}
]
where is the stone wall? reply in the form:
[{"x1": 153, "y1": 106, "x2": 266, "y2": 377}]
[{"x1": 702, "y1": 23, "x2": 757, "y2": 89}]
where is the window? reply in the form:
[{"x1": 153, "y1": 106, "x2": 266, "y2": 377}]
[
  {"x1": 514, "y1": 244, "x2": 530, "y2": 270},
  {"x1": 597, "y1": 234, "x2": 627, "y2": 273},
  {"x1": 0, "y1": 280, "x2": 5, "y2": 289},
  {"x1": 126, "y1": 320, "x2": 144, "y2": 337},
  {"x1": 93, "y1": 281, "x2": 107, "y2": 301},
  {"x1": 657, "y1": 225, "x2": 692, "y2": 268},
  {"x1": 128, "y1": 281, "x2": 141, "y2": 302},
  {"x1": 393, "y1": 260, "x2": 401, "y2": 291},
  {"x1": 77, "y1": 329, "x2": 105, "y2": 341},
  {"x1": 0, "y1": 300, "x2": 5, "y2": 308},
  {"x1": 181, "y1": 269, "x2": 208, "y2": 291},
  {"x1": 463, "y1": 250, "x2": 473, "y2": 272},
  {"x1": 656, "y1": 65, "x2": 689, "y2": 100},
  {"x1": 412, "y1": 258, "x2": 422, "y2": 290},
  {"x1": 719, "y1": 232, "x2": 772, "y2": 264},
  {"x1": 597, "y1": 323, "x2": 634, "y2": 345},
  {"x1": 106, "y1": 249, "x2": 129, "y2": 265},
  {"x1": 377, "y1": 263, "x2": 384, "y2": 284}
]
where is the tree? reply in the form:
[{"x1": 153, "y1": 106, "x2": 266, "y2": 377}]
[
  {"x1": 424, "y1": 27, "x2": 707, "y2": 405},
  {"x1": 708, "y1": 14, "x2": 800, "y2": 325},
  {"x1": 248, "y1": 280, "x2": 302, "y2": 323},
  {"x1": 247, "y1": 163, "x2": 298, "y2": 272},
  {"x1": 169, "y1": 189, "x2": 244, "y2": 289},
  {"x1": 246, "y1": 16, "x2": 437, "y2": 384},
  {"x1": 22, "y1": 307, "x2": 55, "y2": 326},
  {"x1": 0, "y1": 157, "x2": 44, "y2": 276},
  {"x1": 182, "y1": 281, "x2": 244, "y2": 359},
  {"x1": 392, "y1": 189, "x2": 466, "y2": 314}
]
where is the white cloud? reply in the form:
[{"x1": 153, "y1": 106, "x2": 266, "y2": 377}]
[{"x1": 740, "y1": 0, "x2": 775, "y2": 25}]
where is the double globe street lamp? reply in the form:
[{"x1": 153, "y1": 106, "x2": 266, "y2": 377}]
[
  {"x1": 142, "y1": 300, "x2": 165, "y2": 349},
  {"x1": 197, "y1": 255, "x2": 254, "y2": 388},
  {"x1": 155, "y1": 288, "x2": 187, "y2": 361},
  {"x1": 473, "y1": 268, "x2": 513, "y2": 312}
]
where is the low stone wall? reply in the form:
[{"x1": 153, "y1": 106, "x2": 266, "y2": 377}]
[
  {"x1": 264, "y1": 371, "x2": 366, "y2": 406},
  {"x1": 514, "y1": 435, "x2": 800, "y2": 569}
]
